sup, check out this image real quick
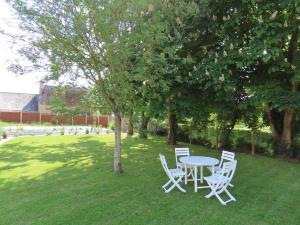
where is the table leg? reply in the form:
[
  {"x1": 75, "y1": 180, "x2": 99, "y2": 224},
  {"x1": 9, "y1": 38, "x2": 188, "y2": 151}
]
[
  {"x1": 185, "y1": 164, "x2": 187, "y2": 185},
  {"x1": 212, "y1": 165, "x2": 215, "y2": 174},
  {"x1": 200, "y1": 166, "x2": 203, "y2": 183},
  {"x1": 194, "y1": 166, "x2": 197, "y2": 192}
]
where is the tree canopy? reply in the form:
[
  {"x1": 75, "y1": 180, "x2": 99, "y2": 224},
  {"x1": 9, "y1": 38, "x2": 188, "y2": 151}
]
[{"x1": 8, "y1": 0, "x2": 300, "y2": 172}]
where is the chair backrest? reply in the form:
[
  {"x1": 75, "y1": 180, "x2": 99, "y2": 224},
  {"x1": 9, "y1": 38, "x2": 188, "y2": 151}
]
[
  {"x1": 219, "y1": 150, "x2": 235, "y2": 167},
  {"x1": 159, "y1": 154, "x2": 171, "y2": 176},
  {"x1": 217, "y1": 160, "x2": 237, "y2": 188},
  {"x1": 175, "y1": 148, "x2": 190, "y2": 167}
]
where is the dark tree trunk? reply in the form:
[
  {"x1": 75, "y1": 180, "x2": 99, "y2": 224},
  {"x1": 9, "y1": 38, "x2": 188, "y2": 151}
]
[
  {"x1": 139, "y1": 112, "x2": 150, "y2": 139},
  {"x1": 220, "y1": 116, "x2": 237, "y2": 149},
  {"x1": 216, "y1": 127, "x2": 219, "y2": 150},
  {"x1": 127, "y1": 110, "x2": 134, "y2": 136},
  {"x1": 280, "y1": 108, "x2": 294, "y2": 154},
  {"x1": 189, "y1": 125, "x2": 192, "y2": 145},
  {"x1": 167, "y1": 110, "x2": 177, "y2": 145},
  {"x1": 269, "y1": 27, "x2": 298, "y2": 155},
  {"x1": 114, "y1": 111, "x2": 122, "y2": 174},
  {"x1": 251, "y1": 129, "x2": 256, "y2": 156}
]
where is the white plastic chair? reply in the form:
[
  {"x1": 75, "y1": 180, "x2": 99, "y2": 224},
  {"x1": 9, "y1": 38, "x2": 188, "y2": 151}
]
[
  {"x1": 159, "y1": 154, "x2": 186, "y2": 193},
  {"x1": 175, "y1": 147, "x2": 194, "y2": 184},
  {"x1": 204, "y1": 160, "x2": 237, "y2": 205},
  {"x1": 209, "y1": 150, "x2": 235, "y2": 187}
]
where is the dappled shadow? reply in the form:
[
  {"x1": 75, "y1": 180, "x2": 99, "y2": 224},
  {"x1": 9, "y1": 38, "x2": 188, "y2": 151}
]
[{"x1": 0, "y1": 135, "x2": 300, "y2": 224}]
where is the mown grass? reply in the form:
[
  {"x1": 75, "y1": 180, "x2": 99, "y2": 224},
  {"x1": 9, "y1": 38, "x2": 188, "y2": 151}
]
[{"x1": 0, "y1": 135, "x2": 300, "y2": 225}]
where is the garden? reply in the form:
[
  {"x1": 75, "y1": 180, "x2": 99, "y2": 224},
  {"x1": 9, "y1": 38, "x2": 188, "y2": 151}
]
[
  {"x1": 1, "y1": 134, "x2": 300, "y2": 225},
  {"x1": 1, "y1": 0, "x2": 300, "y2": 224}
]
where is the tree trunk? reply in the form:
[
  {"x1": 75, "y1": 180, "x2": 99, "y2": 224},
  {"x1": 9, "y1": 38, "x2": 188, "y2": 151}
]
[
  {"x1": 280, "y1": 108, "x2": 294, "y2": 153},
  {"x1": 167, "y1": 110, "x2": 177, "y2": 145},
  {"x1": 270, "y1": 27, "x2": 298, "y2": 155},
  {"x1": 139, "y1": 112, "x2": 149, "y2": 139},
  {"x1": 267, "y1": 108, "x2": 280, "y2": 141},
  {"x1": 216, "y1": 127, "x2": 219, "y2": 150},
  {"x1": 220, "y1": 120, "x2": 236, "y2": 149},
  {"x1": 114, "y1": 111, "x2": 122, "y2": 174},
  {"x1": 189, "y1": 125, "x2": 192, "y2": 145},
  {"x1": 251, "y1": 129, "x2": 256, "y2": 156},
  {"x1": 127, "y1": 110, "x2": 134, "y2": 136}
]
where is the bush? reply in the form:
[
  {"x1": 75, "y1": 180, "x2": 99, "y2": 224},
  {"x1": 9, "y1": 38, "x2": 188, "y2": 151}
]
[
  {"x1": 148, "y1": 120, "x2": 168, "y2": 136},
  {"x1": 108, "y1": 121, "x2": 115, "y2": 131},
  {"x1": 2, "y1": 131, "x2": 7, "y2": 139},
  {"x1": 85, "y1": 128, "x2": 89, "y2": 134},
  {"x1": 61, "y1": 127, "x2": 65, "y2": 135}
]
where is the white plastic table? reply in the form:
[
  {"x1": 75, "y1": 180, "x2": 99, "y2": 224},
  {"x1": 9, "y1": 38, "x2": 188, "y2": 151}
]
[{"x1": 180, "y1": 156, "x2": 219, "y2": 192}]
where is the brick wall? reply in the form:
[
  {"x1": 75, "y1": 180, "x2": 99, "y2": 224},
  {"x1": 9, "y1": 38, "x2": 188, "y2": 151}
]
[{"x1": 0, "y1": 111, "x2": 108, "y2": 127}]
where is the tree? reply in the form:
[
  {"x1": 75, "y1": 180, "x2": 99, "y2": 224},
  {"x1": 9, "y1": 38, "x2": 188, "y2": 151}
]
[
  {"x1": 185, "y1": 0, "x2": 300, "y2": 156},
  {"x1": 48, "y1": 86, "x2": 69, "y2": 124},
  {"x1": 9, "y1": 0, "x2": 148, "y2": 173}
]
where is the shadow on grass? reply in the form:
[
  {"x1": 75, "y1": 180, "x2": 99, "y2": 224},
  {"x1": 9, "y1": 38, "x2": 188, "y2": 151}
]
[{"x1": 0, "y1": 135, "x2": 300, "y2": 225}]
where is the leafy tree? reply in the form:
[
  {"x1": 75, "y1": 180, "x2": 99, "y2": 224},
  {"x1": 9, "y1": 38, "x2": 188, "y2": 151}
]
[
  {"x1": 48, "y1": 86, "x2": 69, "y2": 124},
  {"x1": 9, "y1": 0, "x2": 148, "y2": 173}
]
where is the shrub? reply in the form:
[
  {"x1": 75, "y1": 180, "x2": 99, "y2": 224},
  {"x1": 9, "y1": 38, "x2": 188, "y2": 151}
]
[
  {"x1": 2, "y1": 131, "x2": 7, "y2": 139},
  {"x1": 85, "y1": 128, "x2": 89, "y2": 134},
  {"x1": 108, "y1": 121, "x2": 115, "y2": 131}
]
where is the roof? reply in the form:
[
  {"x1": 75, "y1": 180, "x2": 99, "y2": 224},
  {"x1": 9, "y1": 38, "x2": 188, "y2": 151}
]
[{"x1": 0, "y1": 92, "x2": 39, "y2": 112}]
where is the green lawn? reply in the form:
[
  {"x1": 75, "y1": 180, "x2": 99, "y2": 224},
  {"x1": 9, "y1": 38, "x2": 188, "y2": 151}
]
[{"x1": 0, "y1": 135, "x2": 300, "y2": 225}]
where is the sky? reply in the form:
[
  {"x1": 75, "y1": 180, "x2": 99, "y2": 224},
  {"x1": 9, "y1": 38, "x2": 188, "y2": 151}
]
[{"x1": 0, "y1": 0, "x2": 43, "y2": 94}]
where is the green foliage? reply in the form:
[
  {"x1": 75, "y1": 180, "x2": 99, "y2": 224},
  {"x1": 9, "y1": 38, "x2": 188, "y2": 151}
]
[
  {"x1": 2, "y1": 131, "x2": 7, "y2": 139},
  {"x1": 108, "y1": 120, "x2": 115, "y2": 131},
  {"x1": 8, "y1": 0, "x2": 300, "y2": 156},
  {"x1": 60, "y1": 127, "x2": 65, "y2": 136}
]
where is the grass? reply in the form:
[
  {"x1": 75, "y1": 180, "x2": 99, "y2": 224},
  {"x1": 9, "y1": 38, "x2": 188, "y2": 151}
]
[{"x1": 0, "y1": 135, "x2": 300, "y2": 225}]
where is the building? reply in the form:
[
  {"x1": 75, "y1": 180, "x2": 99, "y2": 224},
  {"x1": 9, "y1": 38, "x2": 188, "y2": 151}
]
[
  {"x1": 38, "y1": 85, "x2": 87, "y2": 114},
  {"x1": 0, "y1": 92, "x2": 39, "y2": 112},
  {"x1": 0, "y1": 85, "x2": 108, "y2": 126}
]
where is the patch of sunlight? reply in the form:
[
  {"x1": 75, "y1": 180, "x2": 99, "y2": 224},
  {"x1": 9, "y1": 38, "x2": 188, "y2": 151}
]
[
  {"x1": 122, "y1": 153, "x2": 128, "y2": 159},
  {"x1": 0, "y1": 159, "x2": 64, "y2": 183},
  {"x1": 130, "y1": 144, "x2": 149, "y2": 150},
  {"x1": 68, "y1": 156, "x2": 94, "y2": 169}
]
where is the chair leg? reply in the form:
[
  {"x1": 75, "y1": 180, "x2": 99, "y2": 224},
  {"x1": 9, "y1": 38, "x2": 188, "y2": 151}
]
[
  {"x1": 224, "y1": 188, "x2": 236, "y2": 202},
  {"x1": 214, "y1": 193, "x2": 227, "y2": 205},
  {"x1": 204, "y1": 182, "x2": 216, "y2": 198},
  {"x1": 162, "y1": 180, "x2": 171, "y2": 189},
  {"x1": 204, "y1": 182, "x2": 236, "y2": 205},
  {"x1": 165, "y1": 176, "x2": 186, "y2": 193},
  {"x1": 185, "y1": 165, "x2": 187, "y2": 184}
]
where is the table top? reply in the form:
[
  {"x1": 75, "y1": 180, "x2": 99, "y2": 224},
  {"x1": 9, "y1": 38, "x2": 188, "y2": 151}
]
[{"x1": 180, "y1": 156, "x2": 219, "y2": 166}]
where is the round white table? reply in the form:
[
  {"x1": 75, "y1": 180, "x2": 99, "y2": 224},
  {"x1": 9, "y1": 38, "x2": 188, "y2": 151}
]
[{"x1": 180, "y1": 156, "x2": 219, "y2": 192}]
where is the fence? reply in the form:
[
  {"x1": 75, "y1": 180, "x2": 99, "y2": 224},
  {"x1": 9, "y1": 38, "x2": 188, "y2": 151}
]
[{"x1": 0, "y1": 111, "x2": 109, "y2": 127}]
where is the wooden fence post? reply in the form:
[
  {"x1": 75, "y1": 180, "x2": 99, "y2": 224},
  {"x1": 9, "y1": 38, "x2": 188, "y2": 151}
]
[
  {"x1": 20, "y1": 110, "x2": 23, "y2": 123},
  {"x1": 39, "y1": 112, "x2": 42, "y2": 124}
]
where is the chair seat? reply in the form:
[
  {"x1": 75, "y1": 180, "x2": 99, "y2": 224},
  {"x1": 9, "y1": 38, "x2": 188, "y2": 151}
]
[
  {"x1": 169, "y1": 168, "x2": 186, "y2": 177},
  {"x1": 204, "y1": 173, "x2": 230, "y2": 184},
  {"x1": 214, "y1": 166, "x2": 221, "y2": 173}
]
